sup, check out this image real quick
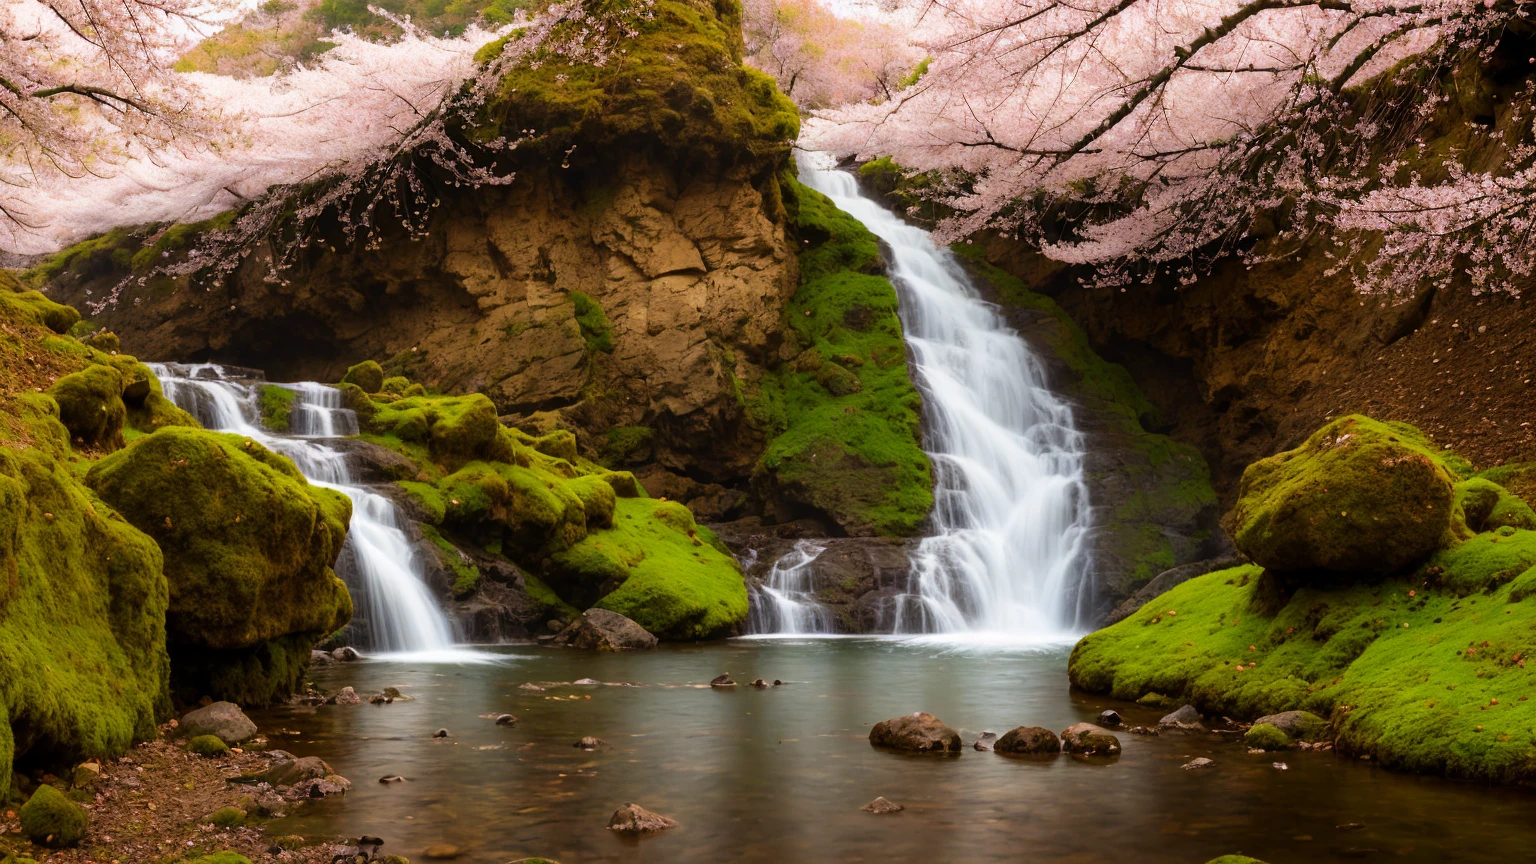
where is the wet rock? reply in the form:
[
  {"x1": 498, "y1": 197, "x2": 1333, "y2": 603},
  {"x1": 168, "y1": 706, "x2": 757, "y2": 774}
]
[
  {"x1": 519, "y1": 683, "x2": 546, "y2": 692},
  {"x1": 573, "y1": 678, "x2": 600, "y2": 686},
  {"x1": 333, "y1": 646, "x2": 361, "y2": 662},
  {"x1": 1126, "y1": 726, "x2": 1161, "y2": 736},
  {"x1": 247, "y1": 756, "x2": 334, "y2": 787},
  {"x1": 710, "y1": 674, "x2": 737, "y2": 687},
  {"x1": 868, "y1": 712, "x2": 963, "y2": 753},
  {"x1": 995, "y1": 726, "x2": 1062, "y2": 755},
  {"x1": 1059, "y1": 723, "x2": 1121, "y2": 757},
  {"x1": 1252, "y1": 710, "x2": 1329, "y2": 742},
  {"x1": 861, "y1": 796, "x2": 904, "y2": 814},
  {"x1": 607, "y1": 803, "x2": 678, "y2": 833},
  {"x1": 369, "y1": 693, "x2": 392, "y2": 705},
  {"x1": 433, "y1": 728, "x2": 450, "y2": 739},
  {"x1": 773, "y1": 679, "x2": 786, "y2": 686},
  {"x1": 575, "y1": 736, "x2": 605, "y2": 750},
  {"x1": 180, "y1": 701, "x2": 258, "y2": 744},
  {"x1": 424, "y1": 843, "x2": 463, "y2": 859},
  {"x1": 1097, "y1": 709, "x2": 1123, "y2": 728},
  {"x1": 495, "y1": 714, "x2": 518, "y2": 727},
  {"x1": 550, "y1": 609, "x2": 659, "y2": 651},
  {"x1": 750, "y1": 678, "x2": 769, "y2": 688},
  {"x1": 973, "y1": 732, "x2": 998, "y2": 752},
  {"x1": 310, "y1": 650, "x2": 336, "y2": 666},
  {"x1": 292, "y1": 774, "x2": 351, "y2": 799},
  {"x1": 1159, "y1": 705, "x2": 1203, "y2": 730},
  {"x1": 334, "y1": 686, "x2": 361, "y2": 705},
  {"x1": 1181, "y1": 757, "x2": 1216, "y2": 770},
  {"x1": 379, "y1": 775, "x2": 406, "y2": 784}
]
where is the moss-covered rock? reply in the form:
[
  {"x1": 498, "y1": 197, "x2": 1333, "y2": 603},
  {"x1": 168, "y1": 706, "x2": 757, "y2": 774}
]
[
  {"x1": 750, "y1": 177, "x2": 933, "y2": 537},
  {"x1": 1230, "y1": 416, "x2": 1458, "y2": 575},
  {"x1": 19, "y1": 784, "x2": 87, "y2": 848},
  {"x1": 1454, "y1": 477, "x2": 1536, "y2": 534},
  {"x1": 259, "y1": 385, "x2": 296, "y2": 433},
  {"x1": 340, "y1": 360, "x2": 385, "y2": 393},
  {"x1": 365, "y1": 393, "x2": 508, "y2": 470},
  {"x1": 188, "y1": 735, "x2": 231, "y2": 756},
  {"x1": 1243, "y1": 723, "x2": 1292, "y2": 751},
  {"x1": 85, "y1": 427, "x2": 352, "y2": 704},
  {"x1": 191, "y1": 854, "x2": 253, "y2": 864},
  {"x1": 204, "y1": 806, "x2": 246, "y2": 828},
  {"x1": 46, "y1": 364, "x2": 127, "y2": 451}
]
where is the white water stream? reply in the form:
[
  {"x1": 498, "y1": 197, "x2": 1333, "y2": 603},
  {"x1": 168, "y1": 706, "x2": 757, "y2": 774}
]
[
  {"x1": 150, "y1": 363, "x2": 463, "y2": 657},
  {"x1": 749, "y1": 157, "x2": 1094, "y2": 641}
]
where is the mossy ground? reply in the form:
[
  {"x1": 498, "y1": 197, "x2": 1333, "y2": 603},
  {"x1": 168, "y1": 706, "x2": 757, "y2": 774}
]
[
  {"x1": 1069, "y1": 556, "x2": 1536, "y2": 782},
  {"x1": 750, "y1": 176, "x2": 933, "y2": 537},
  {"x1": 353, "y1": 379, "x2": 747, "y2": 637}
]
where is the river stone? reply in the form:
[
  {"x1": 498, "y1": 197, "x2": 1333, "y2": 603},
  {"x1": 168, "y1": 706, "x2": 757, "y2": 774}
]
[
  {"x1": 710, "y1": 674, "x2": 737, "y2": 687},
  {"x1": 869, "y1": 712, "x2": 963, "y2": 752},
  {"x1": 333, "y1": 646, "x2": 361, "y2": 661},
  {"x1": 423, "y1": 843, "x2": 462, "y2": 859},
  {"x1": 1098, "y1": 709, "x2": 1123, "y2": 728},
  {"x1": 180, "y1": 701, "x2": 258, "y2": 744},
  {"x1": 861, "y1": 796, "x2": 904, "y2": 813},
  {"x1": 607, "y1": 803, "x2": 678, "y2": 833},
  {"x1": 334, "y1": 686, "x2": 361, "y2": 705},
  {"x1": 311, "y1": 649, "x2": 336, "y2": 666},
  {"x1": 1252, "y1": 710, "x2": 1328, "y2": 741},
  {"x1": 973, "y1": 732, "x2": 998, "y2": 751},
  {"x1": 495, "y1": 714, "x2": 518, "y2": 727},
  {"x1": 1182, "y1": 757, "x2": 1216, "y2": 770},
  {"x1": 552, "y1": 609, "x2": 658, "y2": 651},
  {"x1": 575, "y1": 736, "x2": 605, "y2": 750},
  {"x1": 1159, "y1": 705, "x2": 1203, "y2": 729},
  {"x1": 250, "y1": 756, "x2": 334, "y2": 787},
  {"x1": 1060, "y1": 723, "x2": 1121, "y2": 757},
  {"x1": 995, "y1": 726, "x2": 1061, "y2": 755}
]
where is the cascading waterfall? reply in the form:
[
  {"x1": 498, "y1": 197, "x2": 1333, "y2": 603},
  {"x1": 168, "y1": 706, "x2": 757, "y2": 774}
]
[
  {"x1": 747, "y1": 541, "x2": 834, "y2": 635},
  {"x1": 150, "y1": 363, "x2": 459, "y2": 655},
  {"x1": 750, "y1": 156, "x2": 1094, "y2": 640}
]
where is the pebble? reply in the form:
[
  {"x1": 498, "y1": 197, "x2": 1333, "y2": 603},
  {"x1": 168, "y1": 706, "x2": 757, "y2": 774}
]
[
  {"x1": 432, "y1": 728, "x2": 450, "y2": 739},
  {"x1": 575, "y1": 736, "x2": 604, "y2": 750},
  {"x1": 495, "y1": 714, "x2": 518, "y2": 727}
]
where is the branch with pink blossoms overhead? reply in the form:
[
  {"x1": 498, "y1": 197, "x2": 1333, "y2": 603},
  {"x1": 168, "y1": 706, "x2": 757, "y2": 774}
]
[{"x1": 805, "y1": 0, "x2": 1536, "y2": 297}]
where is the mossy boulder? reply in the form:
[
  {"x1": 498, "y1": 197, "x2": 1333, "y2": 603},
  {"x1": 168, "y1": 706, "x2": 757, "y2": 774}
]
[
  {"x1": 191, "y1": 854, "x2": 253, "y2": 864},
  {"x1": 340, "y1": 360, "x2": 384, "y2": 393},
  {"x1": 1454, "y1": 478, "x2": 1536, "y2": 534},
  {"x1": 46, "y1": 364, "x2": 127, "y2": 451},
  {"x1": 366, "y1": 393, "x2": 507, "y2": 470},
  {"x1": 85, "y1": 427, "x2": 352, "y2": 704},
  {"x1": 1230, "y1": 416, "x2": 1457, "y2": 575},
  {"x1": 188, "y1": 735, "x2": 231, "y2": 756},
  {"x1": 0, "y1": 288, "x2": 79, "y2": 335},
  {"x1": 204, "y1": 806, "x2": 246, "y2": 828},
  {"x1": 1243, "y1": 723, "x2": 1292, "y2": 751},
  {"x1": 19, "y1": 784, "x2": 87, "y2": 848}
]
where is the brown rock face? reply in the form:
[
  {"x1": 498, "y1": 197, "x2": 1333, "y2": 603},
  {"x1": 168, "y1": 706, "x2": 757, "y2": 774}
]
[
  {"x1": 868, "y1": 713, "x2": 963, "y2": 753},
  {"x1": 994, "y1": 725, "x2": 1061, "y2": 755},
  {"x1": 55, "y1": 158, "x2": 796, "y2": 489}
]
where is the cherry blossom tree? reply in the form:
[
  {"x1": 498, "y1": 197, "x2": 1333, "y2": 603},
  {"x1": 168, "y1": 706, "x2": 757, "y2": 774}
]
[
  {"x1": 806, "y1": 0, "x2": 1535, "y2": 296},
  {"x1": 743, "y1": 0, "x2": 921, "y2": 108}
]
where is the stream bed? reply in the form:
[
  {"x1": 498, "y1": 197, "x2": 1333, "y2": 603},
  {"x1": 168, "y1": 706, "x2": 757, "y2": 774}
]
[{"x1": 255, "y1": 640, "x2": 1533, "y2": 863}]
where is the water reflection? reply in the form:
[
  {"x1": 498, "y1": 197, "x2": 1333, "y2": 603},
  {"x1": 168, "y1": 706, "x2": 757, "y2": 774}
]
[{"x1": 255, "y1": 640, "x2": 1536, "y2": 863}]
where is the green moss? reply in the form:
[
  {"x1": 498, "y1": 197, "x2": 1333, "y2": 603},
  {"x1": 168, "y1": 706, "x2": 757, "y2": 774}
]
[
  {"x1": 1070, "y1": 559, "x2": 1536, "y2": 783},
  {"x1": 1231, "y1": 415, "x2": 1459, "y2": 575},
  {"x1": 423, "y1": 525, "x2": 481, "y2": 597},
  {"x1": 1454, "y1": 477, "x2": 1536, "y2": 534},
  {"x1": 1205, "y1": 858, "x2": 1268, "y2": 864},
  {"x1": 1425, "y1": 529, "x2": 1536, "y2": 596},
  {"x1": 0, "y1": 288, "x2": 81, "y2": 335},
  {"x1": 1244, "y1": 723, "x2": 1292, "y2": 751},
  {"x1": 365, "y1": 392, "x2": 506, "y2": 470},
  {"x1": 188, "y1": 734, "x2": 231, "y2": 756},
  {"x1": 569, "y1": 292, "x2": 615, "y2": 354},
  {"x1": 86, "y1": 427, "x2": 351, "y2": 704},
  {"x1": 341, "y1": 360, "x2": 385, "y2": 393},
  {"x1": 47, "y1": 364, "x2": 127, "y2": 451},
  {"x1": 479, "y1": 0, "x2": 799, "y2": 166},
  {"x1": 259, "y1": 385, "x2": 296, "y2": 433},
  {"x1": 129, "y1": 212, "x2": 238, "y2": 271},
  {"x1": 21, "y1": 227, "x2": 138, "y2": 287},
  {"x1": 600, "y1": 425, "x2": 653, "y2": 466},
  {"x1": 191, "y1": 853, "x2": 254, "y2": 864},
  {"x1": 18, "y1": 785, "x2": 87, "y2": 848},
  {"x1": 751, "y1": 177, "x2": 933, "y2": 536},
  {"x1": 204, "y1": 806, "x2": 247, "y2": 829}
]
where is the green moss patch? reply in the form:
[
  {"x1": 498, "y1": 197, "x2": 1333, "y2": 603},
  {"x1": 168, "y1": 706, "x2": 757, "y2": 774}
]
[
  {"x1": 750, "y1": 177, "x2": 932, "y2": 537},
  {"x1": 259, "y1": 385, "x2": 296, "y2": 433},
  {"x1": 18, "y1": 784, "x2": 87, "y2": 848},
  {"x1": 570, "y1": 292, "x2": 615, "y2": 354},
  {"x1": 188, "y1": 734, "x2": 231, "y2": 756}
]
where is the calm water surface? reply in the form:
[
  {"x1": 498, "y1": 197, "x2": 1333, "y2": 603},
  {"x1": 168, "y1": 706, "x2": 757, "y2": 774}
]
[{"x1": 254, "y1": 640, "x2": 1535, "y2": 863}]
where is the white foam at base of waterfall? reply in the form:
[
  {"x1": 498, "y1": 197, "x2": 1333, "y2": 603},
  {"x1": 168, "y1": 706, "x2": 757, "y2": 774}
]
[
  {"x1": 150, "y1": 363, "x2": 497, "y2": 663},
  {"x1": 746, "y1": 155, "x2": 1094, "y2": 645}
]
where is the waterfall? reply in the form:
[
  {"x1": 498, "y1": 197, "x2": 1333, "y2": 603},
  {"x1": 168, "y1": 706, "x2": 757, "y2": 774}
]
[
  {"x1": 150, "y1": 363, "x2": 459, "y2": 655},
  {"x1": 749, "y1": 156, "x2": 1093, "y2": 640},
  {"x1": 747, "y1": 541, "x2": 834, "y2": 635}
]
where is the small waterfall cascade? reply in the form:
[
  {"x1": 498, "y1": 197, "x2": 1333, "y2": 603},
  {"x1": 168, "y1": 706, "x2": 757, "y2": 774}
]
[
  {"x1": 150, "y1": 363, "x2": 458, "y2": 654},
  {"x1": 747, "y1": 541, "x2": 834, "y2": 635},
  {"x1": 752, "y1": 155, "x2": 1093, "y2": 640}
]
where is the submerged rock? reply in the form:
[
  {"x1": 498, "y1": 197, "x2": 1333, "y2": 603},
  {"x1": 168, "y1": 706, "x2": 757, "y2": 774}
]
[
  {"x1": 1059, "y1": 723, "x2": 1121, "y2": 757},
  {"x1": 751, "y1": 678, "x2": 769, "y2": 688},
  {"x1": 868, "y1": 713, "x2": 962, "y2": 753},
  {"x1": 861, "y1": 796, "x2": 904, "y2": 814},
  {"x1": 495, "y1": 714, "x2": 518, "y2": 727},
  {"x1": 334, "y1": 686, "x2": 361, "y2": 705},
  {"x1": 710, "y1": 674, "x2": 737, "y2": 688},
  {"x1": 1230, "y1": 415, "x2": 1457, "y2": 574},
  {"x1": 995, "y1": 726, "x2": 1061, "y2": 755},
  {"x1": 973, "y1": 732, "x2": 998, "y2": 751},
  {"x1": 607, "y1": 803, "x2": 678, "y2": 833},
  {"x1": 575, "y1": 736, "x2": 605, "y2": 750},
  {"x1": 433, "y1": 728, "x2": 450, "y2": 739},
  {"x1": 1181, "y1": 757, "x2": 1216, "y2": 771},
  {"x1": 333, "y1": 646, "x2": 361, "y2": 662},
  {"x1": 180, "y1": 702, "x2": 258, "y2": 745},
  {"x1": 1098, "y1": 709, "x2": 1123, "y2": 728},
  {"x1": 551, "y1": 609, "x2": 658, "y2": 651},
  {"x1": 423, "y1": 842, "x2": 463, "y2": 860}
]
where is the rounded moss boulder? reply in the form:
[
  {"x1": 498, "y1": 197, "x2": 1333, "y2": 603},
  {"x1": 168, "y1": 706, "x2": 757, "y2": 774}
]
[
  {"x1": 188, "y1": 735, "x2": 231, "y2": 756},
  {"x1": 1230, "y1": 415, "x2": 1457, "y2": 574},
  {"x1": 46, "y1": 364, "x2": 127, "y2": 451},
  {"x1": 84, "y1": 427, "x2": 353, "y2": 701},
  {"x1": 19, "y1": 784, "x2": 87, "y2": 848},
  {"x1": 191, "y1": 854, "x2": 253, "y2": 864},
  {"x1": 1243, "y1": 723, "x2": 1293, "y2": 751},
  {"x1": 340, "y1": 360, "x2": 385, "y2": 393},
  {"x1": 1454, "y1": 478, "x2": 1536, "y2": 534}
]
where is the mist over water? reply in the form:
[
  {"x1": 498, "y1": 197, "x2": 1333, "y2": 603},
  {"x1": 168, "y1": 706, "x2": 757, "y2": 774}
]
[
  {"x1": 763, "y1": 156, "x2": 1093, "y2": 641},
  {"x1": 150, "y1": 363, "x2": 462, "y2": 658}
]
